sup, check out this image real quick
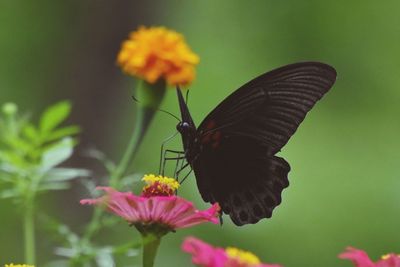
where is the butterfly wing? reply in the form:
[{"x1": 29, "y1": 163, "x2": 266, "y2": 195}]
[{"x1": 191, "y1": 62, "x2": 336, "y2": 225}]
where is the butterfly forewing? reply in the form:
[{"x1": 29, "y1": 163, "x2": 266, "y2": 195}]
[
  {"x1": 179, "y1": 62, "x2": 336, "y2": 226},
  {"x1": 197, "y1": 62, "x2": 336, "y2": 154}
]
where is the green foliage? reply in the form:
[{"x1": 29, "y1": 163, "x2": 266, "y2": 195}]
[
  {"x1": 0, "y1": 100, "x2": 140, "y2": 265},
  {"x1": 40, "y1": 215, "x2": 140, "y2": 267},
  {"x1": 0, "y1": 101, "x2": 87, "y2": 201}
]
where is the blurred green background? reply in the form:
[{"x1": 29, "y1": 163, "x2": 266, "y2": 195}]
[{"x1": 1, "y1": 0, "x2": 400, "y2": 266}]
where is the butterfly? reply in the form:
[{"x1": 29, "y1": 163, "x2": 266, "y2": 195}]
[{"x1": 175, "y1": 62, "x2": 337, "y2": 226}]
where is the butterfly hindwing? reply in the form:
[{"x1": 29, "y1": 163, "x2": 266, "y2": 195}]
[{"x1": 192, "y1": 135, "x2": 290, "y2": 225}]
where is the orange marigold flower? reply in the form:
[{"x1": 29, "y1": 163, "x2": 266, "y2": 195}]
[{"x1": 117, "y1": 26, "x2": 199, "y2": 86}]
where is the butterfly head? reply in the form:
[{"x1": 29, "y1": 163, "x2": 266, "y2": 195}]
[
  {"x1": 176, "y1": 120, "x2": 197, "y2": 161},
  {"x1": 176, "y1": 87, "x2": 198, "y2": 160},
  {"x1": 176, "y1": 121, "x2": 195, "y2": 135}
]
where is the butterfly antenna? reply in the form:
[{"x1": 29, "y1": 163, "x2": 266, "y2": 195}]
[{"x1": 131, "y1": 95, "x2": 181, "y2": 122}]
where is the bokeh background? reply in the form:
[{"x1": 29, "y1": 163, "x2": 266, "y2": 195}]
[{"x1": 1, "y1": 0, "x2": 400, "y2": 266}]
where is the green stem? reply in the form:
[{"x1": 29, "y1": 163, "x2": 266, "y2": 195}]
[
  {"x1": 81, "y1": 206, "x2": 102, "y2": 242},
  {"x1": 24, "y1": 199, "x2": 35, "y2": 264},
  {"x1": 142, "y1": 234, "x2": 161, "y2": 267}
]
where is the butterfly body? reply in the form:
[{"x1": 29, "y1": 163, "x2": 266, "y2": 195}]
[{"x1": 176, "y1": 62, "x2": 337, "y2": 226}]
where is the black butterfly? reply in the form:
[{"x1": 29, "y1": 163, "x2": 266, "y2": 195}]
[{"x1": 175, "y1": 62, "x2": 337, "y2": 226}]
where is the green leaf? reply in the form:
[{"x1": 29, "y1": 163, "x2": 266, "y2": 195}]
[
  {"x1": 45, "y1": 125, "x2": 80, "y2": 142},
  {"x1": 39, "y1": 214, "x2": 80, "y2": 245},
  {"x1": 37, "y1": 182, "x2": 70, "y2": 191},
  {"x1": 0, "y1": 166, "x2": 16, "y2": 182},
  {"x1": 0, "y1": 188, "x2": 19, "y2": 198},
  {"x1": 95, "y1": 248, "x2": 115, "y2": 267},
  {"x1": 0, "y1": 150, "x2": 30, "y2": 170},
  {"x1": 23, "y1": 123, "x2": 40, "y2": 142},
  {"x1": 40, "y1": 138, "x2": 73, "y2": 173},
  {"x1": 43, "y1": 167, "x2": 91, "y2": 182},
  {"x1": 84, "y1": 148, "x2": 116, "y2": 173},
  {"x1": 4, "y1": 135, "x2": 32, "y2": 153},
  {"x1": 40, "y1": 101, "x2": 71, "y2": 135},
  {"x1": 120, "y1": 173, "x2": 143, "y2": 188}
]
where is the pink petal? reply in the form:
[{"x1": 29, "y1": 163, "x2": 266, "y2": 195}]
[
  {"x1": 182, "y1": 236, "x2": 227, "y2": 267},
  {"x1": 182, "y1": 237, "x2": 284, "y2": 267},
  {"x1": 376, "y1": 254, "x2": 400, "y2": 267},
  {"x1": 339, "y1": 247, "x2": 376, "y2": 267},
  {"x1": 80, "y1": 187, "x2": 219, "y2": 230},
  {"x1": 171, "y1": 201, "x2": 220, "y2": 228}
]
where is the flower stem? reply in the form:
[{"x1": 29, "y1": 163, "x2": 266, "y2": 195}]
[
  {"x1": 142, "y1": 234, "x2": 161, "y2": 267},
  {"x1": 24, "y1": 200, "x2": 35, "y2": 264}
]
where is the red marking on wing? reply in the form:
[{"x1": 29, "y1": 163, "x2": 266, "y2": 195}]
[
  {"x1": 212, "y1": 131, "x2": 221, "y2": 141},
  {"x1": 201, "y1": 133, "x2": 212, "y2": 144},
  {"x1": 205, "y1": 120, "x2": 216, "y2": 130},
  {"x1": 202, "y1": 130, "x2": 223, "y2": 148},
  {"x1": 201, "y1": 122, "x2": 217, "y2": 144}
]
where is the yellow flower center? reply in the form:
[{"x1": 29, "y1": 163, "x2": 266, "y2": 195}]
[
  {"x1": 5, "y1": 264, "x2": 34, "y2": 267},
  {"x1": 225, "y1": 247, "x2": 261, "y2": 265},
  {"x1": 141, "y1": 174, "x2": 180, "y2": 197}
]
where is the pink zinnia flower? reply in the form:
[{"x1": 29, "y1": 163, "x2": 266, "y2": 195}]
[
  {"x1": 80, "y1": 174, "x2": 220, "y2": 234},
  {"x1": 182, "y1": 236, "x2": 283, "y2": 267},
  {"x1": 339, "y1": 247, "x2": 400, "y2": 267}
]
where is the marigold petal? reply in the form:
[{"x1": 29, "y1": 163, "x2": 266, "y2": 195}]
[{"x1": 117, "y1": 26, "x2": 199, "y2": 86}]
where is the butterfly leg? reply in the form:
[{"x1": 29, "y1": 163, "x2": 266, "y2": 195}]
[
  {"x1": 173, "y1": 152, "x2": 184, "y2": 179},
  {"x1": 175, "y1": 161, "x2": 192, "y2": 183},
  {"x1": 178, "y1": 167, "x2": 193, "y2": 185},
  {"x1": 158, "y1": 131, "x2": 179, "y2": 174},
  {"x1": 174, "y1": 154, "x2": 187, "y2": 178},
  {"x1": 161, "y1": 149, "x2": 185, "y2": 176},
  {"x1": 174, "y1": 162, "x2": 192, "y2": 195}
]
